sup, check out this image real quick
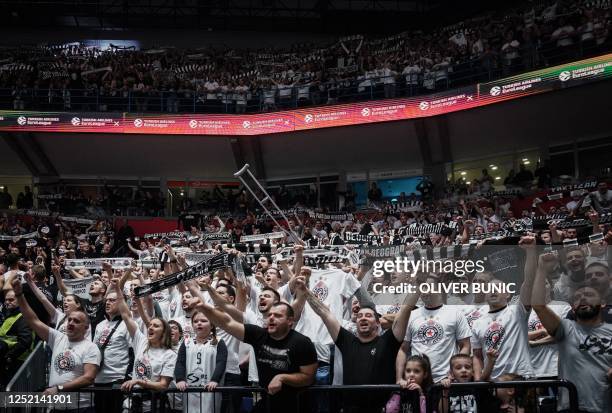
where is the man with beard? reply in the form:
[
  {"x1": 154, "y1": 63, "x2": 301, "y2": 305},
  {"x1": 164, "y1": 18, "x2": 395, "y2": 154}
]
[
  {"x1": 298, "y1": 274, "x2": 419, "y2": 413},
  {"x1": 187, "y1": 280, "x2": 317, "y2": 413},
  {"x1": 554, "y1": 247, "x2": 587, "y2": 302},
  {"x1": 533, "y1": 253, "x2": 612, "y2": 413}
]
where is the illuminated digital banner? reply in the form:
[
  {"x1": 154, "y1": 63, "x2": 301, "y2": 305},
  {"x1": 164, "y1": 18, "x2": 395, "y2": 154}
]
[{"x1": 0, "y1": 54, "x2": 610, "y2": 136}]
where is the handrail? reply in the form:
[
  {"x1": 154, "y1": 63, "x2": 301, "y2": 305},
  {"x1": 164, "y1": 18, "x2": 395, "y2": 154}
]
[{"x1": 5, "y1": 341, "x2": 45, "y2": 392}]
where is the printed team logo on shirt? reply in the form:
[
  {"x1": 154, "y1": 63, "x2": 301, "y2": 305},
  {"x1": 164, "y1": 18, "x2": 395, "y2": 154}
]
[
  {"x1": 54, "y1": 350, "x2": 76, "y2": 374},
  {"x1": 528, "y1": 317, "x2": 543, "y2": 332},
  {"x1": 183, "y1": 325, "x2": 195, "y2": 343},
  {"x1": 153, "y1": 292, "x2": 163, "y2": 301},
  {"x1": 312, "y1": 280, "x2": 329, "y2": 302},
  {"x1": 170, "y1": 300, "x2": 177, "y2": 314},
  {"x1": 466, "y1": 310, "x2": 481, "y2": 329},
  {"x1": 416, "y1": 319, "x2": 444, "y2": 345},
  {"x1": 578, "y1": 334, "x2": 612, "y2": 356},
  {"x1": 135, "y1": 358, "x2": 152, "y2": 380},
  {"x1": 484, "y1": 322, "x2": 506, "y2": 350},
  {"x1": 96, "y1": 328, "x2": 111, "y2": 346},
  {"x1": 187, "y1": 368, "x2": 207, "y2": 385}
]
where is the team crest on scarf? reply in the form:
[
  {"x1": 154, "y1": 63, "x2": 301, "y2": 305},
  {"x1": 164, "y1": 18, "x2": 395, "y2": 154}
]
[
  {"x1": 54, "y1": 350, "x2": 76, "y2": 374},
  {"x1": 416, "y1": 319, "x2": 444, "y2": 345},
  {"x1": 485, "y1": 321, "x2": 506, "y2": 350}
]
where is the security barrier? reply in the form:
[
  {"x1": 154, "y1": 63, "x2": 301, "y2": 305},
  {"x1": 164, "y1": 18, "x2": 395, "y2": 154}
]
[{"x1": 45, "y1": 380, "x2": 579, "y2": 413}]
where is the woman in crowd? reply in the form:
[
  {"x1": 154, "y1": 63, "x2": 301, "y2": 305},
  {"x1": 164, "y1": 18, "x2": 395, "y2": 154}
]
[{"x1": 112, "y1": 279, "x2": 177, "y2": 412}]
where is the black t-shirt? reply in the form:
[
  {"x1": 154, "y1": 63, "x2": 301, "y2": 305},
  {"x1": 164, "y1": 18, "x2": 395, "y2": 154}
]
[
  {"x1": 335, "y1": 327, "x2": 402, "y2": 410},
  {"x1": 243, "y1": 324, "x2": 318, "y2": 412},
  {"x1": 81, "y1": 298, "x2": 106, "y2": 337}
]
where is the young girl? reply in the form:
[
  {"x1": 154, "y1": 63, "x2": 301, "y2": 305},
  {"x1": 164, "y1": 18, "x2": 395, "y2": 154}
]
[
  {"x1": 387, "y1": 355, "x2": 433, "y2": 413},
  {"x1": 174, "y1": 310, "x2": 227, "y2": 413},
  {"x1": 113, "y1": 279, "x2": 177, "y2": 412}
]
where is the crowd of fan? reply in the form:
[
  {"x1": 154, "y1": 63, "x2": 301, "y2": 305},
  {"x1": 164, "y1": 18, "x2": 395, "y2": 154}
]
[
  {"x1": 0, "y1": 173, "x2": 610, "y2": 413},
  {"x1": 1, "y1": 0, "x2": 610, "y2": 113}
]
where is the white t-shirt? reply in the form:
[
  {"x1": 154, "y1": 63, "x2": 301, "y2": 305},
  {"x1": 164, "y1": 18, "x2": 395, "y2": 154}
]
[
  {"x1": 471, "y1": 304, "x2": 534, "y2": 379},
  {"x1": 48, "y1": 328, "x2": 101, "y2": 409},
  {"x1": 217, "y1": 328, "x2": 241, "y2": 375},
  {"x1": 405, "y1": 305, "x2": 472, "y2": 382},
  {"x1": 173, "y1": 313, "x2": 197, "y2": 345},
  {"x1": 294, "y1": 269, "x2": 361, "y2": 362},
  {"x1": 93, "y1": 318, "x2": 132, "y2": 383},
  {"x1": 527, "y1": 302, "x2": 571, "y2": 378},
  {"x1": 53, "y1": 309, "x2": 92, "y2": 341},
  {"x1": 131, "y1": 328, "x2": 177, "y2": 384}
]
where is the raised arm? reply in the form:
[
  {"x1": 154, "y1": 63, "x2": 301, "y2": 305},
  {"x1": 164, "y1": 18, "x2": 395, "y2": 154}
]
[
  {"x1": 531, "y1": 253, "x2": 562, "y2": 336},
  {"x1": 291, "y1": 244, "x2": 304, "y2": 278},
  {"x1": 519, "y1": 236, "x2": 537, "y2": 308},
  {"x1": 111, "y1": 278, "x2": 139, "y2": 338},
  {"x1": 202, "y1": 282, "x2": 244, "y2": 322},
  {"x1": 187, "y1": 281, "x2": 245, "y2": 341},
  {"x1": 53, "y1": 265, "x2": 70, "y2": 297},
  {"x1": 391, "y1": 281, "x2": 421, "y2": 342},
  {"x1": 25, "y1": 270, "x2": 58, "y2": 319},
  {"x1": 12, "y1": 278, "x2": 50, "y2": 342},
  {"x1": 297, "y1": 277, "x2": 341, "y2": 341}
]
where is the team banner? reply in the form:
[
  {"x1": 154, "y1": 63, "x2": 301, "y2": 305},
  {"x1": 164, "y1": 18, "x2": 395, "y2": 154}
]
[
  {"x1": 344, "y1": 232, "x2": 385, "y2": 244},
  {"x1": 58, "y1": 216, "x2": 97, "y2": 225},
  {"x1": 358, "y1": 244, "x2": 407, "y2": 258},
  {"x1": 61, "y1": 276, "x2": 94, "y2": 299},
  {"x1": 0, "y1": 231, "x2": 39, "y2": 241},
  {"x1": 395, "y1": 221, "x2": 458, "y2": 237},
  {"x1": 0, "y1": 54, "x2": 609, "y2": 135},
  {"x1": 240, "y1": 232, "x2": 285, "y2": 243},
  {"x1": 306, "y1": 210, "x2": 354, "y2": 221},
  {"x1": 385, "y1": 202, "x2": 423, "y2": 213},
  {"x1": 134, "y1": 253, "x2": 231, "y2": 297},
  {"x1": 144, "y1": 231, "x2": 187, "y2": 239},
  {"x1": 64, "y1": 257, "x2": 133, "y2": 270},
  {"x1": 532, "y1": 213, "x2": 612, "y2": 230},
  {"x1": 200, "y1": 232, "x2": 232, "y2": 242},
  {"x1": 37, "y1": 194, "x2": 63, "y2": 200}
]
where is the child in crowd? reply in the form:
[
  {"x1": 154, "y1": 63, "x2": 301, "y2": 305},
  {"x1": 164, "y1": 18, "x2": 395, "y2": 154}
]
[
  {"x1": 174, "y1": 310, "x2": 227, "y2": 413},
  {"x1": 386, "y1": 355, "x2": 433, "y2": 413},
  {"x1": 493, "y1": 374, "x2": 528, "y2": 413},
  {"x1": 439, "y1": 353, "x2": 494, "y2": 413}
]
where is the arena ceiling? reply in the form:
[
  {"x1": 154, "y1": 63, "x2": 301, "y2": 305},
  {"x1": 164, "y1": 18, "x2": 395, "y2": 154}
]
[
  {"x1": 1, "y1": 79, "x2": 610, "y2": 182},
  {"x1": 0, "y1": 0, "x2": 493, "y2": 33}
]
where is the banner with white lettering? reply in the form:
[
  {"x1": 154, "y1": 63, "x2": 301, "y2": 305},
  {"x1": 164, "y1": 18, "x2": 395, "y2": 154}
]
[
  {"x1": 240, "y1": 232, "x2": 285, "y2": 243},
  {"x1": 65, "y1": 257, "x2": 133, "y2": 270}
]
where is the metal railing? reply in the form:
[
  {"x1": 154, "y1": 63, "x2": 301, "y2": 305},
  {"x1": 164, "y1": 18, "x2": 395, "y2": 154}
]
[
  {"x1": 5, "y1": 342, "x2": 48, "y2": 413},
  {"x1": 35, "y1": 380, "x2": 579, "y2": 413},
  {"x1": 1, "y1": 40, "x2": 608, "y2": 114}
]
